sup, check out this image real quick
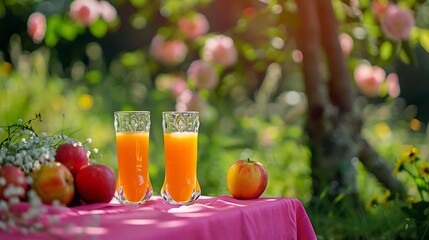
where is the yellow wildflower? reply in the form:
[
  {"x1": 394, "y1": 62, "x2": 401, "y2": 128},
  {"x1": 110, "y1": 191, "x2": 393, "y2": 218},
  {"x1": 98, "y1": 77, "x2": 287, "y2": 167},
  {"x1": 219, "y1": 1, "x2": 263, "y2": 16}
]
[
  {"x1": 417, "y1": 160, "x2": 429, "y2": 178},
  {"x1": 393, "y1": 158, "x2": 405, "y2": 176},
  {"x1": 366, "y1": 195, "x2": 379, "y2": 210},
  {"x1": 381, "y1": 190, "x2": 392, "y2": 205},
  {"x1": 401, "y1": 146, "x2": 419, "y2": 164}
]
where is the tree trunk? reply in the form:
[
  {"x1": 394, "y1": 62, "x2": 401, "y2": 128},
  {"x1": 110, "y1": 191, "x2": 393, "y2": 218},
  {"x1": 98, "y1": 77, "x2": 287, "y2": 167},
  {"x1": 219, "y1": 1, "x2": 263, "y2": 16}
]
[{"x1": 294, "y1": 0, "x2": 406, "y2": 202}]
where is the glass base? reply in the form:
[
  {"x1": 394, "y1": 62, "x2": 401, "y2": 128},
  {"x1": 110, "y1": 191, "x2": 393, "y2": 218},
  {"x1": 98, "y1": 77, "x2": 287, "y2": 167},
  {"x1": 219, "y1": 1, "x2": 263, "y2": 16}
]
[
  {"x1": 115, "y1": 186, "x2": 152, "y2": 205},
  {"x1": 161, "y1": 188, "x2": 201, "y2": 206}
]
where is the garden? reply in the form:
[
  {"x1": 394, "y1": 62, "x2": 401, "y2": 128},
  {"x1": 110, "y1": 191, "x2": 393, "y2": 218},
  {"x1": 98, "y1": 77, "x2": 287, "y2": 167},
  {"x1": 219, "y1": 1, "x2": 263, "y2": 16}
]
[{"x1": 1, "y1": 0, "x2": 429, "y2": 239}]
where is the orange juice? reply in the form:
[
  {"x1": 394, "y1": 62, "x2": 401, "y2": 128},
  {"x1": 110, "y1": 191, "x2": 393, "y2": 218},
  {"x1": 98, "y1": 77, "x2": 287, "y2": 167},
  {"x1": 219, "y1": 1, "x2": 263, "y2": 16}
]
[
  {"x1": 162, "y1": 132, "x2": 199, "y2": 202},
  {"x1": 115, "y1": 132, "x2": 152, "y2": 203}
]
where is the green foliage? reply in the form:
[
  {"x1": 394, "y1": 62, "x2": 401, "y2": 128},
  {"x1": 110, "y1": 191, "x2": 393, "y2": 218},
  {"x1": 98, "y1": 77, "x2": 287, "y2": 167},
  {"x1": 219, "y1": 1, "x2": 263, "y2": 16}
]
[
  {"x1": 308, "y1": 190, "x2": 406, "y2": 239},
  {"x1": 1, "y1": 0, "x2": 429, "y2": 239}
]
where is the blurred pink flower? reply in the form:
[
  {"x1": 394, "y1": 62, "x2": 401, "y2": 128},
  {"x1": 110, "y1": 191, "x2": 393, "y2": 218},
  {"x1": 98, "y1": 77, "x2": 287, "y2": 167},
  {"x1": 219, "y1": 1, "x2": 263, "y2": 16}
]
[
  {"x1": 150, "y1": 35, "x2": 188, "y2": 66},
  {"x1": 178, "y1": 13, "x2": 209, "y2": 39},
  {"x1": 291, "y1": 49, "x2": 303, "y2": 63},
  {"x1": 27, "y1": 12, "x2": 46, "y2": 44},
  {"x1": 372, "y1": 0, "x2": 389, "y2": 20},
  {"x1": 258, "y1": 127, "x2": 278, "y2": 148},
  {"x1": 243, "y1": 7, "x2": 256, "y2": 20},
  {"x1": 386, "y1": 73, "x2": 400, "y2": 98},
  {"x1": 187, "y1": 60, "x2": 218, "y2": 90},
  {"x1": 155, "y1": 74, "x2": 188, "y2": 97},
  {"x1": 381, "y1": 5, "x2": 414, "y2": 41},
  {"x1": 70, "y1": 0, "x2": 100, "y2": 26},
  {"x1": 354, "y1": 63, "x2": 386, "y2": 97},
  {"x1": 202, "y1": 35, "x2": 237, "y2": 68},
  {"x1": 171, "y1": 77, "x2": 188, "y2": 97},
  {"x1": 98, "y1": 0, "x2": 117, "y2": 22},
  {"x1": 176, "y1": 90, "x2": 206, "y2": 112},
  {"x1": 339, "y1": 33, "x2": 353, "y2": 56}
]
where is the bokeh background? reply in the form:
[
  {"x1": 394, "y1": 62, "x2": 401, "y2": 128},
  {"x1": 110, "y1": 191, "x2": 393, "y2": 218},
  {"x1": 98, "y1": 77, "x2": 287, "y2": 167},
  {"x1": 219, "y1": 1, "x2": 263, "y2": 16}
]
[{"x1": 1, "y1": 0, "x2": 429, "y2": 238}]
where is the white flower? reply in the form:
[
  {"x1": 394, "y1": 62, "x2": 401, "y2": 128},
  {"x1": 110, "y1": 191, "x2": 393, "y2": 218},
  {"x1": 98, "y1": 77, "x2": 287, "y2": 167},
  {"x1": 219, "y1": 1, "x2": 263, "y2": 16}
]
[
  {"x1": 26, "y1": 176, "x2": 33, "y2": 185},
  {"x1": 0, "y1": 177, "x2": 6, "y2": 186},
  {"x1": 0, "y1": 221, "x2": 6, "y2": 231},
  {"x1": 51, "y1": 199, "x2": 61, "y2": 206},
  {"x1": 32, "y1": 222, "x2": 43, "y2": 231},
  {"x1": 48, "y1": 215, "x2": 59, "y2": 223},
  {"x1": 19, "y1": 227, "x2": 29, "y2": 235},
  {"x1": 8, "y1": 196, "x2": 20, "y2": 205},
  {"x1": 0, "y1": 200, "x2": 8, "y2": 210},
  {"x1": 7, "y1": 218, "x2": 16, "y2": 229}
]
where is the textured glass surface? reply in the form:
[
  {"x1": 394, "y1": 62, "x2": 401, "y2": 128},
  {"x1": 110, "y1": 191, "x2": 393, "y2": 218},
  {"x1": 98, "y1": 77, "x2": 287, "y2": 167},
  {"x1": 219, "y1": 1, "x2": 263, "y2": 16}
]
[
  {"x1": 162, "y1": 111, "x2": 199, "y2": 133},
  {"x1": 114, "y1": 111, "x2": 151, "y2": 132}
]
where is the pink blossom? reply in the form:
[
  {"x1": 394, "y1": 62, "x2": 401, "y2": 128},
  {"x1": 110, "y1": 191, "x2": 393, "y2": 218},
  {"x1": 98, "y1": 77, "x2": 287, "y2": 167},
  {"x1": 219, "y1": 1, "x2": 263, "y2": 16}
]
[
  {"x1": 291, "y1": 49, "x2": 303, "y2": 63},
  {"x1": 386, "y1": 73, "x2": 400, "y2": 98},
  {"x1": 187, "y1": 60, "x2": 218, "y2": 90},
  {"x1": 372, "y1": 0, "x2": 389, "y2": 20},
  {"x1": 243, "y1": 7, "x2": 256, "y2": 20},
  {"x1": 381, "y1": 5, "x2": 414, "y2": 41},
  {"x1": 70, "y1": 0, "x2": 100, "y2": 26},
  {"x1": 155, "y1": 74, "x2": 188, "y2": 97},
  {"x1": 150, "y1": 35, "x2": 188, "y2": 66},
  {"x1": 27, "y1": 12, "x2": 46, "y2": 44},
  {"x1": 258, "y1": 127, "x2": 278, "y2": 148},
  {"x1": 171, "y1": 77, "x2": 188, "y2": 97},
  {"x1": 176, "y1": 90, "x2": 206, "y2": 112},
  {"x1": 178, "y1": 13, "x2": 209, "y2": 39},
  {"x1": 202, "y1": 35, "x2": 237, "y2": 68},
  {"x1": 354, "y1": 63, "x2": 386, "y2": 97},
  {"x1": 98, "y1": 1, "x2": 117, "y2": 22},
  {"x1": 339, "y1": 33, "x2": 353, "y2": 56}
]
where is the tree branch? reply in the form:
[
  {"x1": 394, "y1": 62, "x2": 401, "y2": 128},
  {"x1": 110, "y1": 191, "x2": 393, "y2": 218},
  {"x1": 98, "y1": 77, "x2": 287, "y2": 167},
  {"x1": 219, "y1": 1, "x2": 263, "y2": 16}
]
[
  {"x1": 317, "y1": 0, "x2": 355, "y2": 113},
  {"x1": 358, "y1": 139, "x2": 407, "y2": 198},
  {"x1": 295, "y1": 0, "x2": 331, "y2": 122}
]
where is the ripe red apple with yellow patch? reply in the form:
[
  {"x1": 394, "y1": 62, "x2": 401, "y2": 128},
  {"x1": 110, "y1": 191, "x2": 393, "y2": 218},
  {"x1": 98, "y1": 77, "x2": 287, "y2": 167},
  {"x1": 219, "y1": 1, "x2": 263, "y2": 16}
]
[
  {"x1": 227, "y1": 158, "x2": 268, "y2": 199},
  {"x1": 55, "y1": 143, "x2": 89, "y2": 176},
  {"x1": 32, "y1": 162, "x2": 75, "y2": 205},
  {"x1": 75, "y1": 164, "x2": 116, "y2": 204},
  {"x1": 0, "y1": 165, "x2": 28, "y2": 200}
]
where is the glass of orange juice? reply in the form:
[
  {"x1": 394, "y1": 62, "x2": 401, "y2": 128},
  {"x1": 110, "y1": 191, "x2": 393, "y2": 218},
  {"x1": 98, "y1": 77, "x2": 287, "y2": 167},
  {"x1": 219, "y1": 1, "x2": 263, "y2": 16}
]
[
  {"x1": 114, "y1": 111, "x2": 152, "y2": 205},
  {"x1": 161, "y1": 111, "x2": 201, "y2": 205}
]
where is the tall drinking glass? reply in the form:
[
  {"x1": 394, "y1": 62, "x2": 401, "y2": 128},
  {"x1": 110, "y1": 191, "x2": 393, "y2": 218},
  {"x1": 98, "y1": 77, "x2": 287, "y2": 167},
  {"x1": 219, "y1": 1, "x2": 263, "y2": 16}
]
[
  {"x1": 161, "y1": 111, "x2": 201, "y2": 205},
  {"x1": 114, "y1": 111, "x2": 152, "y2": 205}
]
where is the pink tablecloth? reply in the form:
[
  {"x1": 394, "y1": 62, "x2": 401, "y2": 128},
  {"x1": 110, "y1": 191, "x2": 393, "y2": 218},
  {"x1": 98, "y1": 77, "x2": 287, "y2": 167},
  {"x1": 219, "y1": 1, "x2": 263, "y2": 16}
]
[{"x1": 0, "y1": 196, "x2": 316, "y2": 240}]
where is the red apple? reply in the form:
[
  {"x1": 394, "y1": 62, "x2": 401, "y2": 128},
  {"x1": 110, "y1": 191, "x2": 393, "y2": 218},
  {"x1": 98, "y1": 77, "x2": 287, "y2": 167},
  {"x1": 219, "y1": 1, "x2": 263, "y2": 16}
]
[
  {"x1": 75, "y1": 164, "x2": 116, "y2": 204},
  {"x1": 226, "y1": 158, "x2": 268, "y2": 199},
  {"x1": 55, "y1": 143, "x2": 89, "y2": 176},
  {"x1": 32, "y1": 162, "x2": 75, "y2": 205},
  {"x1": 0, "y1": 165, "x2": 28, "y2": 200}
]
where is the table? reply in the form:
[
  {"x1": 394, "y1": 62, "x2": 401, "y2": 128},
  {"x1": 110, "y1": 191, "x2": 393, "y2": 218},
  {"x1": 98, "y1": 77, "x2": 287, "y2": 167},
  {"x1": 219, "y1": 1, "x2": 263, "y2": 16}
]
[{"x1": 0, "y1": 196, "x2": 316, "y2": 240}]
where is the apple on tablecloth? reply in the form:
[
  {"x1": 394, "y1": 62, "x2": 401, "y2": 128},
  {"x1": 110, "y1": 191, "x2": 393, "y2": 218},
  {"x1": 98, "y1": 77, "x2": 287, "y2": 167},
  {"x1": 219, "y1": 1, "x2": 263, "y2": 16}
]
[
  {"x1": 76, "y1": 164, "x2": 116, "y2": 204},
  {"x1": 227, "y1": 158, "x2": 268, "y2": 199}
]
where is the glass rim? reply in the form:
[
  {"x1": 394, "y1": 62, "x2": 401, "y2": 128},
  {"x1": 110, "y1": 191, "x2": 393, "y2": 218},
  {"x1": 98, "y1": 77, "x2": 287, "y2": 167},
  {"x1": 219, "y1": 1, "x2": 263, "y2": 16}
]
[
  {"x1": 114, "y1": 110, "x2": 150, "y2": 114},
  {"x1": 162, "y1": 111, "x2": 199, "y2": 114}
]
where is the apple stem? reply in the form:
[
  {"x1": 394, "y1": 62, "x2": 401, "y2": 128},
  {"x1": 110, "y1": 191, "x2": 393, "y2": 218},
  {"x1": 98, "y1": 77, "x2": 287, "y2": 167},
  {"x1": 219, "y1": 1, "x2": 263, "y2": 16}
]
[{"x1": 247, "y1": 158, "x2": 252, "y2": 163}]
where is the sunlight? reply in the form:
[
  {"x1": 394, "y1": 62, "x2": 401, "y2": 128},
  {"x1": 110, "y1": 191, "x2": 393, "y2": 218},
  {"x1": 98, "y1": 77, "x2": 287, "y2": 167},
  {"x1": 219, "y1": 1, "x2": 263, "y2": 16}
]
[
  {"x1": 157, "y1": 220, "x2": 188, "y2": 228},
  {"x1": 122, "y1": 219, "x2": 159, "y2": 225}
]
